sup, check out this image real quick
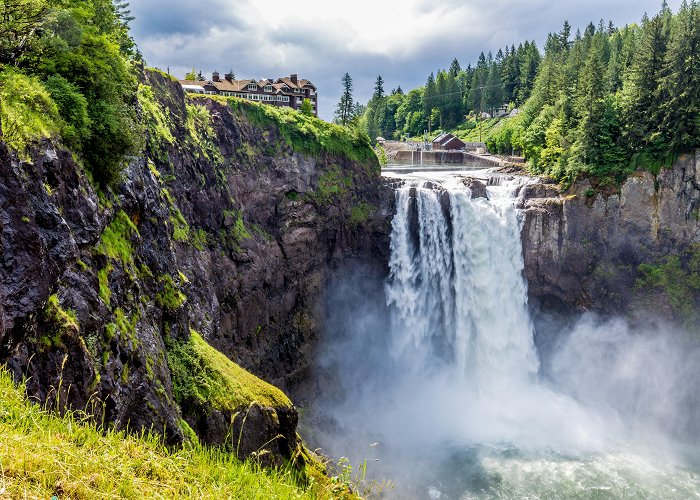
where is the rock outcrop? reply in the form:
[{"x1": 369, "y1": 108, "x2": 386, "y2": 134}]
[
  {"x1": 520, "y1": 150, "x2": 700, "y2": 323},
  {"x1": 0, "y1": 69, "x2": 393, "y2": 463}
]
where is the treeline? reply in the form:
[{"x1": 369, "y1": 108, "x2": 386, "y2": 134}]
[
  {"x1": 360, "y1": 41, "x2": 542, "y2": 140},
  {"x1": 489, "y1": 2, "x2": 700, "y2": 184},
  {"x1": 0, "y1": 0, "x2": 140, "y2": 185}
]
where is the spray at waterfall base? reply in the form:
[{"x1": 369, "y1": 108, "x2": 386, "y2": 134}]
[{"x1": 308, "y1": 171, "x2": 700, "y2": 498}]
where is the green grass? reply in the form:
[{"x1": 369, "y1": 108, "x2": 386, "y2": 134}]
[
  {"x1": 167, "y1": 330, "x2": 291, "y2": 413},
  {"x1": 0, "y1": 68, "x2": 61, "y2": 156},
  {"x1": 226, "y1": 98, "x2": 378, "y2": 170},
  {"x1": 450, "y1": 116, "x2": 503, "y2": 142},
  {"x1": 0, "y1": 366, "x2": 348, "y2": 499}
]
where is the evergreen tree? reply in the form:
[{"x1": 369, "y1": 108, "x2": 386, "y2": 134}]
[
  {"x1": 659, "y1": 0, "x2": 700, "y2": 152},
  {"x1": 621, "y1": 9, "x2": 671, "y2": 152},
  {"x1": 449, "y1": 58, "x2": 461, "y2": 77},
  {"x1": 334, "y1": 72, "x2": 354, "y2": 126},
  {"x1": 373, "y1": 75, "x2": 385, "y2": 100},
  {"x1": 423, "y1": 72, "x2": 437, "y2": 119}
]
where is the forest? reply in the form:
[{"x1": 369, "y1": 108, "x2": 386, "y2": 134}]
[{"x1": 361, "y1": 1, "x2": 700, "y2": 185}]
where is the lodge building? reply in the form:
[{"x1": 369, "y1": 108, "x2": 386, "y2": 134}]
[{"x1": 179, "y1": 72, "x2": 317, "y2": 116}]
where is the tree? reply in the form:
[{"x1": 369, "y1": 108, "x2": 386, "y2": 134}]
[
  {"x1": 185, "y1": 67, "x2": 197, "y2": 80},
  {"x1": 300, "y1": 98, "x2": 313, "y2": 116},
  {"x1": 621, "y1": 9, "x2": 671, "y2": 153},
  {"x1": 373, "y1": 75, "x2": 385, "y2": 100},
  {"x1": 659, "y1": 0, "x2": 700, "y2": 152},
  {"x1": 0, "y1": 0, "x2": 47, "y2": 65},
  {"x1": 449, "y1": 58, "x2": 461, "y2": 77},
  {"x1": 334, "y1": 72, "x2": 354, "y2": 126}
]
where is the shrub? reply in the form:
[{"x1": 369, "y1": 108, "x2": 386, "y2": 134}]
[
  {"x1": 0, "y1": 68, "x2": 61, "y2": 154},
  {"x1": 44, "y1": 74, "x2": 91, "y2": 151}
]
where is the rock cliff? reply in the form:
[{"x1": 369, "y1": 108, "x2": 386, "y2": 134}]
[
  {"x1": 0, "y1": 69, "x2": 392, "y2": 464},
  {"x1": 520, "y1": 150, "x2": 700, "y2": 325}
]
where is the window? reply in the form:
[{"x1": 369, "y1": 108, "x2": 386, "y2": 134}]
[
  {"x1": 247, "y1": 83, "x2": 258, "y2": 91},
  {"x1": 309, "y1": 90, "x2": 316, "y2": 96},
  {"x1": 264, "y1": 85, "x2": 273, "y2": 92}
]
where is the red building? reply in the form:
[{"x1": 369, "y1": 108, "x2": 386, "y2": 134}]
[{"x1": 179, "y1": 73, "x2": 318, "y2": 116}]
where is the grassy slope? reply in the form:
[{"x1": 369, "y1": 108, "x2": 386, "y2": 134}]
[
  {"x1": 449, "y1": 117, "x2": 503, "y2": 142},
  {"x1": 0, "y1": 367, "x2": 354, "y2": 499}
]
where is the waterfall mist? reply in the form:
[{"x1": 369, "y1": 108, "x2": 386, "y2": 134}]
[{"x1": 309, "y1": 174, "x2": 700, "y2": 498}]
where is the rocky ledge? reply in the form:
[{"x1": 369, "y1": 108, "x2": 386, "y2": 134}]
[{"x1": 519, "y1": 150, "x2": 700, "y2": 324}]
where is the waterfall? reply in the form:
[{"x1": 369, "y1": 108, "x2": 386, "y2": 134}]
[{"x1": 386, "y1": 177, "x2": 539, "y2": 392}]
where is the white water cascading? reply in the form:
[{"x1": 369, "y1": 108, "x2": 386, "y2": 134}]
[
  {"x1": 386, "y1": 176, "x2": 539, "y2": 393},
  {"x1": 315, "y1": 171, "x2": 700, "y2": 499}
]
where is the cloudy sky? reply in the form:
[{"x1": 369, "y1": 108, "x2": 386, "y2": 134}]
[{"x1": 131, "y1": 0, "x2": 681, "y2": 121}]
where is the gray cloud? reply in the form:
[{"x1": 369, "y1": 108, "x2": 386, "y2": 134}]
[{"x1": 130, "y1": 0, "x2": 683, "y2": 121}]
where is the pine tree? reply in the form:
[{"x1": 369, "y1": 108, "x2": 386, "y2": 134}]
[
  {"x1": 373, "y1": 75, "x2": 385, "y2": 100},
  {"x1": 423, "y1": 72, "x2": 437, "y2": 119},
  {"x1": 621, "y1": 10, "x2": 671, "y2": 152},
  {"x1": 449, "y1": 58, "x2": 461, "y2": 77},
  {"x1": 334, "y1": 72, "x2": 354, "y2": 126},
  {"x1": 659, "y1": 0, "x2": 700, "y2": 152}
]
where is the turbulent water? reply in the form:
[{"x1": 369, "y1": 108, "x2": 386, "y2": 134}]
[{"x1": 313, "y1": 171, "x2": 700, "y2": 499}]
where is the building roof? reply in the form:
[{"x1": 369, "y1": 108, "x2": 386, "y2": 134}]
[{"x1": 431, "y1": 133, "x2": 466, "y2": 149}]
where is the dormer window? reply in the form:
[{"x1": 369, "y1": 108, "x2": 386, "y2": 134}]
[
  {"x1": 264, "y1": 85, "x2": 273, "y2": 92},
  {"x1": 247, "y1": 83, "x2": 258, "y2": 91}
]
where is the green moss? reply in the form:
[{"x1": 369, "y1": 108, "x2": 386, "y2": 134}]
[
  {"x1": 185, "y1": 101, "x2": 223, "y2": 164},
  {"x1": 38, "y1": 294, "x2": 80, "y2": 350},
  {"x1": 191, "y1": 228, "x2": 209, "y2": 251},
  {"x1": 137, "y1": 84, "x2": 175, "y2": 161},
  {"x1": 307, "y1": 165, "x2": 352, "y2": 205},
  {"x1": 167, "y1": 330, "x2": 292, "y2": 413},
  {"x1": 636, "y1": 245, "x2": 700, "y2": 327},
  {"x1": 98, "y1": 265, "x2": 112, "y2": 305},
  {"x1": 228, "y1": 98, "x2": 378, "y2": 170},
  {"x1": 349, "y1": 202, "x2": 375, "y2": 226},
  {"x1": 95, "y1": 211, "x2": 139, "y2": 272},
  {"x1": 233, "y1": 212, "x2": 252, "y2": 241},
  {"x1": 155, "y1": 275, "x2": 186, "y2": 312},
  {"x1": 76, "y1": 259, "x2": 88, "y2": 271},
  {"x1": 179, "y1": 419, "x2": 200, "y2": 446},
  {"x1": 170, "y1": 207, "x2": 190, "y2": 242},
  {"x1": 113, "y1": 307, "x2": 140, "y2": 346}
]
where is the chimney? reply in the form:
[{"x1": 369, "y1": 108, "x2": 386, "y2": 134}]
[
  {"x1": 212, "y1": 71, "x2": 220, "y2": 82},
  {"x1": 290, "y1": 74, "x2": 298, "y2": 84},
  {"x1": 225, "y1": 72, "x2": 234, "y2": 82}
]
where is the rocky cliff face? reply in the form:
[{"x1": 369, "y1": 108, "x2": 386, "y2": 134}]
[
  {"x1": 0, "y1": 70, "x2": 392, "y2": 462},
  {"x1": 520, "y1": 150, "x2": 700, "y2": 324}
]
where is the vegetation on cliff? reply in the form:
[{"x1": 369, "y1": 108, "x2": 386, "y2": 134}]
[
  {"x1": 167, "y1": 330, "x2": 292, "y2": 413},
  {"x1": 0, "y1": 0, "x2": 141, "y2": 185},
  {"x1": 228, "y1": 97, "x2": 377, "y2": 171},
  {"x1": 0, "y1": 367, "x2": 347, "y2": 499}
]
